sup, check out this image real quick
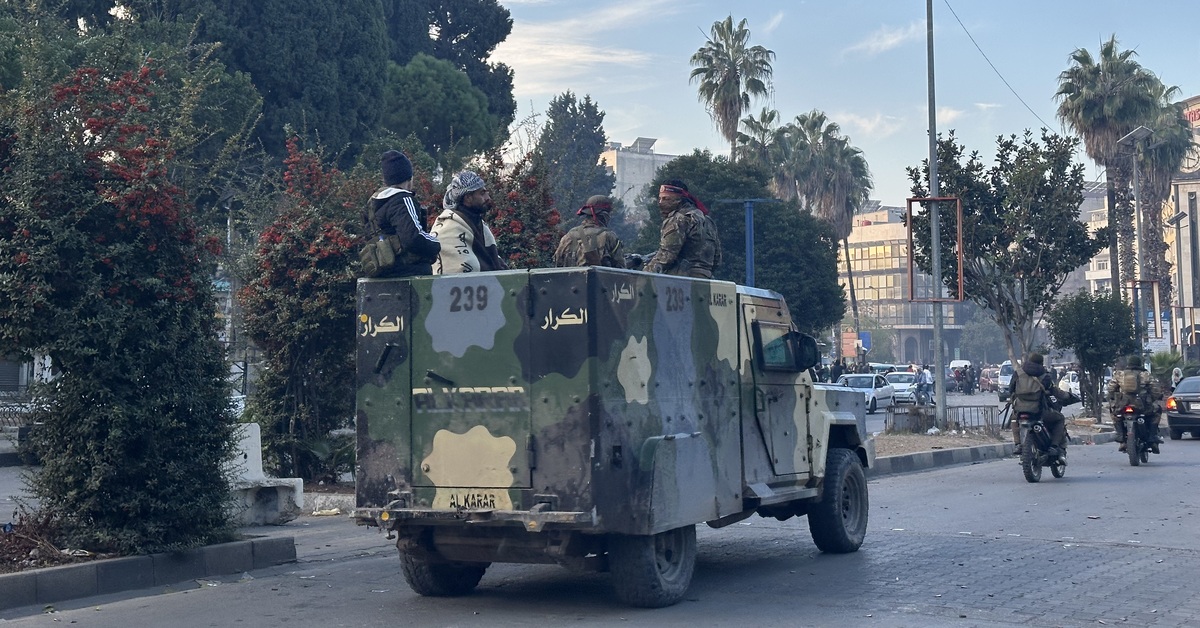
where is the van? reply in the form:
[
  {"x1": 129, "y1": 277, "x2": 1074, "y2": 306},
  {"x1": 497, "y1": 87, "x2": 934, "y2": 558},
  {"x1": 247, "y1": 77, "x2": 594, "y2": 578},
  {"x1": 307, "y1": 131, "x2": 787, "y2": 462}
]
[
  {"x1": 997, "y1": 360, "x2": 1014, "y2": 401},
  {"x1": 949, "y1": 359, "x2": 972, "y2": 371}
]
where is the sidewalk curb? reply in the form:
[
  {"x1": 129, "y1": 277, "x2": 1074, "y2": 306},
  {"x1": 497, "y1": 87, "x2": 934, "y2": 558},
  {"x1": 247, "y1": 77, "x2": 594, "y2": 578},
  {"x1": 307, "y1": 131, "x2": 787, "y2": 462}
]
[
  {"x1": 0, "y1": 535, "x2": 296, "y2": 611},
  {"x1": 867, "y1": 428, "x2": 1160, "y2": 478}
]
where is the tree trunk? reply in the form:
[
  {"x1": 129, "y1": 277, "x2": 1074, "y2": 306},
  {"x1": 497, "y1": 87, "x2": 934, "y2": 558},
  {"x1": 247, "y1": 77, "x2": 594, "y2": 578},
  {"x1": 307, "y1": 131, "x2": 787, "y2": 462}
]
[
  {"x1": 842, "y1": 238, "x2": 862, "y2": 360},
  {"x1": 1105, "y1": 177, "x2": 1120, "y2": 292}
]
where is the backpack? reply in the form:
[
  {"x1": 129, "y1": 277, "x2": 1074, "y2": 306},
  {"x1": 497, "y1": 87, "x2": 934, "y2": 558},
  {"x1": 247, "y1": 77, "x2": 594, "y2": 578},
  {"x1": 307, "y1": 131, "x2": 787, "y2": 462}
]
[
  {"x1": 1112, "y1": 369, "x2": 1153, "y2": 411},
  {"x1": 359, "y1": 193, "x2": 397, "y2": 278},
  {"x1": 1011, "y1": 370, "x2": 1045, "y2": 413}
]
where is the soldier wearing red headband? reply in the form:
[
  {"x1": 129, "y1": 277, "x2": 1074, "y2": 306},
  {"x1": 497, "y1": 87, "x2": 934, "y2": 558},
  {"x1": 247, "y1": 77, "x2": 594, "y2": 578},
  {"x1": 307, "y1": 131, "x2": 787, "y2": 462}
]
[
  {"x1": 645, "y1": 180, "x2": 721, "y2": 278},
  {"x1": 553, "y1": 195, "x2": 625, "y2": 268}
]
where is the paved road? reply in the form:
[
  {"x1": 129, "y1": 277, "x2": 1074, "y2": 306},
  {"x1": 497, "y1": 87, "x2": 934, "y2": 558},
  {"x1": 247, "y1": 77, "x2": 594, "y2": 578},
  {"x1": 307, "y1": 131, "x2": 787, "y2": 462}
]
[{"x1": 3, "y1": 438, "x2": 1197, "y2": 626}]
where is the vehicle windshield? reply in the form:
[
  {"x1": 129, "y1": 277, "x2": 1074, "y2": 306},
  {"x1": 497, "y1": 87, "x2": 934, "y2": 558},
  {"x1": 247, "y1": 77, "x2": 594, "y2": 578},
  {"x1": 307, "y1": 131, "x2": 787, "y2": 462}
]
[
  {"x1": 1000, "y1": 364, "x2": 1014, "y2": 376},
  {"x1": 1174, "y1": 378, "x2": 1200, "y2": 394},
  {"x1": 887, "y1": 373, "x2": 915, "y2": 384},
  {"x1": 842, "y1": 375, "x2": 873, "y2": 388}
]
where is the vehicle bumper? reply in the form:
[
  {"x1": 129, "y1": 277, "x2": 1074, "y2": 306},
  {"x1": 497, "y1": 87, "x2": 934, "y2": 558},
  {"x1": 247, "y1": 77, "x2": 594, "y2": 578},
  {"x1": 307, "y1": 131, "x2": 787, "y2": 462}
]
[
  {"x1": 1166, "y1": 412, "x2": 1200, "y2": 429},
  {"x1": 353, "y1": 505, "x2": 597, "y2": 533}
]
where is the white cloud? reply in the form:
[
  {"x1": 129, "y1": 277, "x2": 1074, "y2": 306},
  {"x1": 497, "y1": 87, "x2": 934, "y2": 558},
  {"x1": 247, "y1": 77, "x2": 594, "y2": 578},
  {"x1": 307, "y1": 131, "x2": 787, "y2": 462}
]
[
  {"x1": 843, "y1": 21, "x2": 925, "y2": 56},
  {"x1": 938, "y1": 106, "x2": 965, "y2": 125},
  {"x1": 974, "y1": 102, "x2": 1002, "y2": 111},
  {"x1": 764, "y1": 11, "x2": 785, "y2": 34},
  {"x1": 494, "y1": 0, "x2": 683, "y2": 99},
  {"x1": 837, "y1": 112, "x2": 906, "y2": 140}
]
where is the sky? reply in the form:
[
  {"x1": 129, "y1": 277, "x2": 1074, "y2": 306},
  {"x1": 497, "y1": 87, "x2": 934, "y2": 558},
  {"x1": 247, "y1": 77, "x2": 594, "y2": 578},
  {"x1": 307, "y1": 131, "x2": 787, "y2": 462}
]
[{"x1": 493, "y1": 0, "x2": 1200, "y2": 207}]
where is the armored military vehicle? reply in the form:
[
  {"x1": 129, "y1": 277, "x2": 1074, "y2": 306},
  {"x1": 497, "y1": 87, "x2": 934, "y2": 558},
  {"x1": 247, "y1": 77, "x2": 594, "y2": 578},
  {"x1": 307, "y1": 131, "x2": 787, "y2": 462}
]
[{"x1": 353, "y1": 267, "x2": 872, "y2": 607}]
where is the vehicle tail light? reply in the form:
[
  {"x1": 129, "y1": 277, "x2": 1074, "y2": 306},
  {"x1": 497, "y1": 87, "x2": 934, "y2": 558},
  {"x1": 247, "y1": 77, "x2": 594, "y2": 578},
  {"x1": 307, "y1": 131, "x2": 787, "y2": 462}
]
[
  {"x1": 1123, "y1": 405, "x2": 1136, "y2": 414},
  {"x1": 1166, "y1": 397, "x2": 1178, "y2": 411}
]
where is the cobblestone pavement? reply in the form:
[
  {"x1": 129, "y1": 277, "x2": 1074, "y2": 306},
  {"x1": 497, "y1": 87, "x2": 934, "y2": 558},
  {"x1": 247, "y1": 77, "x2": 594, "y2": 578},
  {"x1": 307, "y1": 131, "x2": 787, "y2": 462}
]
[{"x1": 2, "y1": 438, "x2": 1197, "y2": 626}]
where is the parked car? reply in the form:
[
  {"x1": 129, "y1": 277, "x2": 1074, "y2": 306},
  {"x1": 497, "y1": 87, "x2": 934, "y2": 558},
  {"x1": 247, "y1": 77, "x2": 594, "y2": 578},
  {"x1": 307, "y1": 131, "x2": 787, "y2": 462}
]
[
  {"x1": 979, "y1": 367, "x2": 999, "y2": 392},
  {"x1": 869, "y1": 362, "x2": 897, "y2": 374},
  {"x1": 941, "y1": 367, "x2": 960, "y2": 393},
  {"x1": 837, "y1": 373, "x2": 895, "y2": 414},
  {"x1": 886, "y1": 371, "x2": 917, "y2": 404},
  {"x1": 1165, "y1": 375, "x2": 1200, "y2": 440},
  {"x1": 997, "y1": 360, "x2": 1015, "y2": 402},
  {"x1": 1058, "y1": 371, "x2": 1081, "y2": 398}
]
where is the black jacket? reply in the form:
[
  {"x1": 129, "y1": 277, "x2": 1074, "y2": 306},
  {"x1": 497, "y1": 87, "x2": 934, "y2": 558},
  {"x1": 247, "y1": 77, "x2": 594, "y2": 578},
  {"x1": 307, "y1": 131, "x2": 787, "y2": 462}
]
[{"x1": 369, "y1": 187, "x2": 441, "y2": 276}]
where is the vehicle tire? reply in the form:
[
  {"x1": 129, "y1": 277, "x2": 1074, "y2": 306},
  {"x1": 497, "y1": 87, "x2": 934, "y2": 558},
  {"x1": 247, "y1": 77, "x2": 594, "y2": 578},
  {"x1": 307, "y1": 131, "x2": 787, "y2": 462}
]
[
  {"x1": 1127, "y1": 424, "x2": 1141, "y2": 467},
  {"x1": 1020, "y1": 432, "x2": 1041, "y2": 483},
  {"x1": 867, "y1": 398, "x2": 877, "y2": 414},
  {"x1": 400, "y1": 551, "x2": 488, "y2": 597},
  {"x1": 609, "y1": 526, "x2": 696, "y2": 608},
  {"x1": 1170, "y1": 428, "x2": 1183, "y2": 441},
  {"x1": 1050, "y1": 458, "x2": 1066, "y2": 479},
  {"x1": 1140, "y1": 449, "x2": 1149, "y2": 464},
  {"x1": 808, "y1": 448, "x2": 869, "y2": 553}
]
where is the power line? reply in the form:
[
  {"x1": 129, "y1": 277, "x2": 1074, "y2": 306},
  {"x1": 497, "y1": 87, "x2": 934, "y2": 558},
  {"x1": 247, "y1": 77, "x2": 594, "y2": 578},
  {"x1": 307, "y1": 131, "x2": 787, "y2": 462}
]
[{"x1": 942, "y1": 0, "x2": 1054, "y2": 130}]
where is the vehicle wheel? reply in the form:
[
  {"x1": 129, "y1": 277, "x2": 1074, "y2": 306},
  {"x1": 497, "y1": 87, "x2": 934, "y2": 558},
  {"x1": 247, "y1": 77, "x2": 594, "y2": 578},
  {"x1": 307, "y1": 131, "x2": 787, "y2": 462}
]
[
  {"x1": 1127, "y1": 426, "x2": 1141, "y2": 467},
  {"x1": 609, "y1": 526, "x2": 696, "y2": 608},
  {"x1": 1020, "y1": 433, "x2": 1041, "y2": 483},
  {"x1": 1170, "y1": 428, "x2": 1183, "y2": 440},
  {"x1": 1050, "y1": 458, "x2": 1066, "y2": 479},
  {"x1": 808, "y1": 448, "x2": 868, "y2": 553},
  {"x1": 867, "y1": 398, "x2": 877, "y2": 414},
  {"x1": 1140, "y1": 449, "x2": 1149, "y2": 463},
  {"x1": 400, "y1": 551, "x2": 488, "y2": 597}
]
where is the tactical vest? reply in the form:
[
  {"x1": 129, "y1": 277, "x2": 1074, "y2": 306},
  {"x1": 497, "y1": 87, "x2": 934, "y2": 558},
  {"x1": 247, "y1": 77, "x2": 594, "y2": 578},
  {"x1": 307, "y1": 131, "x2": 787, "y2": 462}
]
[
  {"x1": 1011, "y1": 370, "x2": 1045, "y2": 413},
  {"x1": 564, "y1": 224, "x2": 612, "y2": 267},
  {"x1": 1111, "y1": 369, "x2": 1153, "y2": 411}
]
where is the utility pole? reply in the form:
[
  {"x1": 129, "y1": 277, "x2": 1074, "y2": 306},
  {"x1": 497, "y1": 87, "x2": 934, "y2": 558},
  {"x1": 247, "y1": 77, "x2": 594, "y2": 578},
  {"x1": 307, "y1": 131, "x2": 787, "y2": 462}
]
[{"x1": 926, "y1": 0, "x2": 947, "y2": 424}]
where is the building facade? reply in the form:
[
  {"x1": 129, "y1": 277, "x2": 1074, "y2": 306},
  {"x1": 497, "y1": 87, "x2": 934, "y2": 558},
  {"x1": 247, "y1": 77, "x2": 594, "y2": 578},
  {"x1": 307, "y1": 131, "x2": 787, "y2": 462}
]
[
  {"x1": 599, "y1": 138, "x2": 678, "y2": 212},
  {"x1": 838, "y1": 203, "x2": 966, "y2": 366}
]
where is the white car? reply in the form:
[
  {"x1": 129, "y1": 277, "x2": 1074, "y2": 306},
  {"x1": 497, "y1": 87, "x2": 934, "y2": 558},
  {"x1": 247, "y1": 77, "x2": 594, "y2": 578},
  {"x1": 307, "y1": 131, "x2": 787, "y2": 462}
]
[
  {"x1": 837, "y1": 373, "x2": 895, "y2": 414},
  {"x1": 997, "y1": 360, "x2": 1015, "y2": 402},
  {"x1": 886, "y1": 371, "x2": 917, "y2": 404},
  {"x1": 1058, "y1": 371, "x2": 1081, "y2": 398}
]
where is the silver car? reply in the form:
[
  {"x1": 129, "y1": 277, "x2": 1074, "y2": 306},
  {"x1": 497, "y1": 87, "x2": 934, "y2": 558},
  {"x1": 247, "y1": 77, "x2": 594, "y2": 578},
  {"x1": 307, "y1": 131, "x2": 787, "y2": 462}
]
[{"x1": 837, "y1": 373, "x2": 896, "y2": 414}]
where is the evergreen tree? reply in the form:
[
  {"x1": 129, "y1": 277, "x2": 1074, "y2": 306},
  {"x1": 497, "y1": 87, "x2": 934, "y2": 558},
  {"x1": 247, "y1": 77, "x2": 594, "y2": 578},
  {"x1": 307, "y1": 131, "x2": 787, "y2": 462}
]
[
  {"x1": 382, "y1": 0, "x2": 516, "y2": 132},
  {"x1": 383, "y1": 54, "x2": 500, "y2": 172},
  {"x1": 636, "y1": 150, "x2": 846, "y2": 334},
  {"x1": 0, "y1": 15, "x2": 236, "y2": 553},
  {"x1": 535, "y1": 91, "x2": 615, "y2": 227}
]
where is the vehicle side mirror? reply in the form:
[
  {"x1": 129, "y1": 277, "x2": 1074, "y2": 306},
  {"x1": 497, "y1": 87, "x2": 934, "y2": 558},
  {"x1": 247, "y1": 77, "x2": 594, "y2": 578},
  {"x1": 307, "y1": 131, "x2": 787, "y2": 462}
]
[{"x1": 793, "y1": 332, "x2": 819, "y2": 371}]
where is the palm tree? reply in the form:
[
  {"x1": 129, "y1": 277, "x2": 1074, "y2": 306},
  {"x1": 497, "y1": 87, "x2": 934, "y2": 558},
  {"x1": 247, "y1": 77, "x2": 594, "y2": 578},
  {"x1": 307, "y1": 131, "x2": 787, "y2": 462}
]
[
  {"x1": 1138, "y1": 84, "x2": 1191, "y2": 308},
  {"x1": 778, "y1": 111, "x2": 873, "y2": 354},
  {"x1": 735, "y1": 107, "x2": 779, "y2": 169},
  {"x1": 689, "y1": 16, "x2": 775, "y2": 162},
  {"x1": 1055, "y1": 35, "x2": 1161, "y2": 294}
]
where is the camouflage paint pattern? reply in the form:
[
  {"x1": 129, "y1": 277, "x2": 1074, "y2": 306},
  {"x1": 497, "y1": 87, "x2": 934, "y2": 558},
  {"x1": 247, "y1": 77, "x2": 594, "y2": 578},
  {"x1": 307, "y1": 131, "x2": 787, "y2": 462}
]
[{"x1": 355, "y1": 268, "x2": 869, "y2": 536}]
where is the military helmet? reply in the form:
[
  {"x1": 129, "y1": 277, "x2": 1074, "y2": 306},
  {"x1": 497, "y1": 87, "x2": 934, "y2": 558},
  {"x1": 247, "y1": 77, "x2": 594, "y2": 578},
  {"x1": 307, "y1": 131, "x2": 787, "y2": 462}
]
[
  {"x1": 1125, "y1": 354, "x2": 1144, "y2": 370},
  {"x1": 1025, "y1": 352, "x2": 1044, "y2": 365}
]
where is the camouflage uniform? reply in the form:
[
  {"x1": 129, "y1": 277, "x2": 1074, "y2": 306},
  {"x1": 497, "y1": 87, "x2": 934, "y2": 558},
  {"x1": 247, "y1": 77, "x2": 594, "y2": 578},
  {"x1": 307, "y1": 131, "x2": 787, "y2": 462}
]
[
  {"x1": 646, "y1": 206, "x2": 721, "y2": 278},
  {"x1": 1106, "y1": 356, "x2": 1163, "y2": 444},
  {"x1": 553, "y1": 220, "x2": 625, "y2": 268}
]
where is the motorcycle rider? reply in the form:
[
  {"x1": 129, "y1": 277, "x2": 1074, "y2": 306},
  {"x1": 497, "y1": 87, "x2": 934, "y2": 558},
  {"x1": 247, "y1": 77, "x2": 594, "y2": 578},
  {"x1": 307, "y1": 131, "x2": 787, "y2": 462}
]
[
  {"x1": 1106, "y1": 354, "x2": 1164, "y2": 453},
  {"x1": 1008, "y1": 352, "x2": 1073, "y2": 459}
]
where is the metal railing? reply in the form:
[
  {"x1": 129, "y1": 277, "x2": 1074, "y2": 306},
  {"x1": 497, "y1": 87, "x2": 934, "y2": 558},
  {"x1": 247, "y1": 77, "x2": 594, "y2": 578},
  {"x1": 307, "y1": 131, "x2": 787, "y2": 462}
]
[{"x1": 885, "y1": 404, "x2": 1002, "y2": 438}]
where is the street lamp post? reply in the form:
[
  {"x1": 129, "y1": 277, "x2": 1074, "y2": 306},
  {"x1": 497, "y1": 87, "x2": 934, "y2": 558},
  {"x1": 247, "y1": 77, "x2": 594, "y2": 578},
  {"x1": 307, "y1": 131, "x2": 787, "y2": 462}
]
[
  {"x1": 1118, "y1": 125, "x2": 1154, "y2": 352},
  {"x1": 1168, "y1": 207, "x2": 1187, "y2": 351},
  {"x1": 716, "y1": 198, "x2": 779, "y2": 287}
]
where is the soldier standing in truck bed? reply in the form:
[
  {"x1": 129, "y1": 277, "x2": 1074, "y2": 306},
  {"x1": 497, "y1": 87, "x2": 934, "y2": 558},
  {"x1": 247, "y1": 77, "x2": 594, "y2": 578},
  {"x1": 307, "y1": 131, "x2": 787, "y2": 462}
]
[
  {"x1": 645, "y1": 180, "x2": 721, "y2": 279},
  {"x1": 553, "y1": 195, "x2": 625, "y2": 268}
]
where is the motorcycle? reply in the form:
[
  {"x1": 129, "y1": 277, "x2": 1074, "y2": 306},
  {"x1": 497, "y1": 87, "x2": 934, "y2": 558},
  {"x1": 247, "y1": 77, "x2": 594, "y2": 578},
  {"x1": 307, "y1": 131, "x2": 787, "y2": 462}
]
[
  {"x1": 1117, "y1": 404, "x2": 1160, "y2": 466},
  {"x1": 1016, "y1": 410, "x2": 1066, "y2": 483}
]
